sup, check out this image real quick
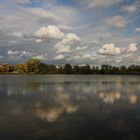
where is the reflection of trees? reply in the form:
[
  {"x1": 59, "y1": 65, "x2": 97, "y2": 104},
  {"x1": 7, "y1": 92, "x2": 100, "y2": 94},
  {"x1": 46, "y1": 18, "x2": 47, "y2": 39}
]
[
  {"x1": 1, "y1": 77, "x2": 140, "y2": 140},
  {"x1": 2, "y1": 77, "x2": 140, "y2": 124},
  {"x1": 26, "y1": 83, "x2": 46, "y2": 93},
  {"x1": 71, "y1": 80, "x2": 139, "y2": 105},
  {"x1": 6, "y1": 83, "x2": 47, "y2": 96}
]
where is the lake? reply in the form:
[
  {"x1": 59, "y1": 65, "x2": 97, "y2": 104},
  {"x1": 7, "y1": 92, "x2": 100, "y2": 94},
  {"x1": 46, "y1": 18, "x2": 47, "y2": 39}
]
[{"x1": 0, "y1": 75, "x2": 140, "y2": 140}]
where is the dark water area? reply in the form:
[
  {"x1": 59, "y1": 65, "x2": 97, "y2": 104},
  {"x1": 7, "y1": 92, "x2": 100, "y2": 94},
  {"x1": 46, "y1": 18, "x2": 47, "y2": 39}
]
[{"x1": 0, "y1": 75, "x2": 140, "y2": 140}]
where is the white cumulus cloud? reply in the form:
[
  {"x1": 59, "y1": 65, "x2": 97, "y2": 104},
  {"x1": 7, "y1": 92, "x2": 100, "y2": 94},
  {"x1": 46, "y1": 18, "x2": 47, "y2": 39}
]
[
  {"x1": 54, "y1": 54, "x2": 65, "y2": 60},
  {"x1": 55, "y1": 42, "x2": 72, "y2": 53},
  {"x1": 98, "y1": 43, "x2": 121, "y2": 55},
  {"x1": 62, "y1": 33, "x2": 80, "y2": 44},
  {"x1": 8, "y1": 50, "x2": 34, "y2": 57},
  {"x1": 82, "y1": 54, "x2": 91, "y2": 58},
  {"x1": 33, "y1": 53, "x2": 48, "y2": 60},
  {"x1": 126, "y1": 43, "x2": 137, "y2": 53},
  {"x1": 8, "y1": 50, "x2": 20, "y2": 56},
  {"x1": 34, "y1": 25, "x2": 64, "y2": 41},
  {"x1": 55, "y1": 33, "x2": 80, "y2": 53}
]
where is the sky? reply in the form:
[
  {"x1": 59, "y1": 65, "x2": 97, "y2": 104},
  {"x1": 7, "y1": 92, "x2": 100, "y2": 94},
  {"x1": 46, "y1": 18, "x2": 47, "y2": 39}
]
[{"x1": 0, "y1": 0, "x2": 140, "y2": 65}]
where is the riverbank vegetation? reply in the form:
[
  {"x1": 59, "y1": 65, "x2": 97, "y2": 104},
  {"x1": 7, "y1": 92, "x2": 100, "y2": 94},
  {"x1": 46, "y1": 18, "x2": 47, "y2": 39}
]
[{"x1": 0, "y1": 58, "x2": 140, "y2": 75}]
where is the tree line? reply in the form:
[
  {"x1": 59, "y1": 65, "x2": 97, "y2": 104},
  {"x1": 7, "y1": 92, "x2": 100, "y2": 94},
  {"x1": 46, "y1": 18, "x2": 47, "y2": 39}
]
[{"x1": 0, "y1": 58, "x2": 140, "y2": 75}]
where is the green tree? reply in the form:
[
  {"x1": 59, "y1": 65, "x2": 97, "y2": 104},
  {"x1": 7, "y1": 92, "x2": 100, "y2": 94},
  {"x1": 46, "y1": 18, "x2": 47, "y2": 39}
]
[
  {"x1": 63, "y1": 64, "x2": 73, "y2": 74},
  {"x1": 73, "y1": 65, "x2": 80, "y2": 74},
  {"x1": 16, "y1": 63, "x2": 28, "y2": 73},
  {"x1": 27, "y1": 58, "x2": 41, "y2": 73},
  {"x1": 0, "y1": 64, "x2": 14, "y2": 72},
  {"x1": 120, "y1": 66, "x2": 127, "y2": 74},
  {"x1": 38, "y1": 63, "x2": 48, "y2": 74},
  {"x1": 47, "y1": 65, "x2": 57, "y2": 74},
  {"x1": 57, "y1": 65, "x2": 64, "y2": 74},
  {"x1": 100, "y1": 64, "x2": 113, "y2": 74},
  {"x1": 79, "y1": 64, "x2": 91, "y2": 74}
]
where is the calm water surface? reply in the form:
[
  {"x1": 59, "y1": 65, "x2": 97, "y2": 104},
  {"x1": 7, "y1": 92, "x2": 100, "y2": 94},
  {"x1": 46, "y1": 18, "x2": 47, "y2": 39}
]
[{"x1": 0, "y1": 75, "x2": 140, "y2": 140}]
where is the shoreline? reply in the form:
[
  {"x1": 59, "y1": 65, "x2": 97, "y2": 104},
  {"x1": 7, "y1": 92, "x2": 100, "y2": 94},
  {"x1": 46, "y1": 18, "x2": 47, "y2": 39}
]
[{"x1": 0, "y1": 73, "x2": 140, "y2": 76}]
